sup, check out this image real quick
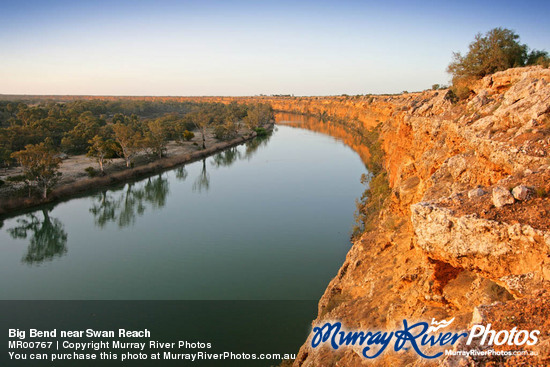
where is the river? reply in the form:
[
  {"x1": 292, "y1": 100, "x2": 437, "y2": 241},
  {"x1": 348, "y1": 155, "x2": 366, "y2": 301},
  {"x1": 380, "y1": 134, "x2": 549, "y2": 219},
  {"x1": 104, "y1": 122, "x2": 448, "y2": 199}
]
[{"x1": 0, "y1": 115, "x2": 367, "y2": 365}]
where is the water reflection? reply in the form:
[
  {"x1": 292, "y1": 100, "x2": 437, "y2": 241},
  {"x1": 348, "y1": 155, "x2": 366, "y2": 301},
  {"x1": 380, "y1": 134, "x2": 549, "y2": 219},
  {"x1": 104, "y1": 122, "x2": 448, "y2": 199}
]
[
  {"x1": 200, "y1": 134, "x2": 273, "y2": 191},
  {"x1": 209, "y1": 133, "x2": 273, "y2": 168},
  {"x1": 192, "y1": 159, "x2": 210, "y2": 193},
  {"x1": 143, "y1": 174, "x2": 169, "y2": 209},
  {"x1": 2, "y1": 132, "x2": 278, "y2": 266},
  {"x1": 211, "y1": 147, "x2": 241, "y2": 168},
  {"x1": 89, "y1": 173, "x2": 170, "y2": 228},
  {"x1": 242, "y1": 133, "x2": 272, "y2": 161},
  {"x1": 275, "y1": 112, "x2": 370, "y2": 166},
  {"x1": 175, "y1": 166, "x2": 188, "y2": 181},
  {"x1": 7, "y1": 207, "x2": 68, "y2": 265}
]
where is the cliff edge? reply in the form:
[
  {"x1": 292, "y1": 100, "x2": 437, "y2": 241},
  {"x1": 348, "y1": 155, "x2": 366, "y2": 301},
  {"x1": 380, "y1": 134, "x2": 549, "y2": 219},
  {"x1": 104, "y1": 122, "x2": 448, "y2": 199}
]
[{"x1": 280, "y1": 66, "x2": 550, "y2": 366}]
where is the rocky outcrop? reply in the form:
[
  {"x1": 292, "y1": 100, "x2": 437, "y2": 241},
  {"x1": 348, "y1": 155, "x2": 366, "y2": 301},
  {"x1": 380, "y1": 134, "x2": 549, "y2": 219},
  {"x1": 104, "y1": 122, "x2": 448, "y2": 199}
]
[{"x1": 411, "y1": 201, "x2": 550, "y2": 295}]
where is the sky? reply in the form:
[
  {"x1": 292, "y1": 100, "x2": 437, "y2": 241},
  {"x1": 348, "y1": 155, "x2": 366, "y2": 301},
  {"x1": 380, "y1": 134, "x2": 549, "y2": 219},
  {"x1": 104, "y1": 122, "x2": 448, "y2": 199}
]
[{"x1": 1, "y1": 0, "x2": 549, "y2": 96}]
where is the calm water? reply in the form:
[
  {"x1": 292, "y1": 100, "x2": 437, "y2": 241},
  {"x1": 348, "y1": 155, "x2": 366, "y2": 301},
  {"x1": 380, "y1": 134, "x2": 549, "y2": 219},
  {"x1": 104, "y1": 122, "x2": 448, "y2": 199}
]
[{"x1": 0, "y1": 122, "x2": 367, "y2": 301}]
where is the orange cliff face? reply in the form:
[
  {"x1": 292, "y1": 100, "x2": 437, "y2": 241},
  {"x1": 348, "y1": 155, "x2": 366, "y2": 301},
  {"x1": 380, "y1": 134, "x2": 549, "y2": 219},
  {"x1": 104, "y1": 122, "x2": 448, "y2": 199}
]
[{"x1": 219, "y1": 67, "x2": 550, "y2": 367}]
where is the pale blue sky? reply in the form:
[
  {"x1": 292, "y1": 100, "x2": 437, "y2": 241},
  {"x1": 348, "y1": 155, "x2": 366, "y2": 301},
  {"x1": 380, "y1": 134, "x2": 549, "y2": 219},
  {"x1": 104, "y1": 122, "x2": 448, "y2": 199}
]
[{"x1": 1, "y1": 0, "x2": 549, "y2": 95}]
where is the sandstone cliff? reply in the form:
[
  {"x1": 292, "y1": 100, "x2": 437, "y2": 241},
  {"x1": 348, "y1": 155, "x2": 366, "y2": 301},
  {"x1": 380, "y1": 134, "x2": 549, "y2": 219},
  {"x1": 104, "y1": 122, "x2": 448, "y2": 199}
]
[{"x1": 264, "y1": 66, "x2": 550, "y2": 366}]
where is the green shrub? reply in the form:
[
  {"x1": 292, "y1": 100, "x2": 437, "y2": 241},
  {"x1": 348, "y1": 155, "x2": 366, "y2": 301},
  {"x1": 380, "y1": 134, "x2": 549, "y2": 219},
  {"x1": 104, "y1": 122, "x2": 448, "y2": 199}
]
[
  {"x1": 6, "y1": 174, "x2": 26, "y2": 182},
  {"x1": 254, "y1": 127, "x2": 268, "y2": 137},
  {"x1": 85, "y1": 166, "x2": 98, "y2": 177},
  {"x1": 183, "y1": 130, "x2": 194, "y2": 141},
  {"x1": 535, "y1": 187, "x2": 548, "y2": 198},
  {"x1": 352, "y1": 125, "x2": 391, "y2": 238},
  {"x1": 445, "y1": 86, "x2": 471, "y2": 104},
  {"x1": 214, "y1": 124, "x2": 238, "y2": 140},
  {"x1": 527, "y1": 50, "x2": 550, "y2": 67},
  {"x1": 454, "y1": 85, "x2": 472, "y2": 100}
]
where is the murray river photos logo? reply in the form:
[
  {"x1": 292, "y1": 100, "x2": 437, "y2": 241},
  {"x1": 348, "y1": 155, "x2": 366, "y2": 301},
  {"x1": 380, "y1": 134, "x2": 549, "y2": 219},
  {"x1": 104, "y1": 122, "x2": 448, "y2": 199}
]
[{"x1": 310, "y1": 318, "x2": 540, "y2": 359}]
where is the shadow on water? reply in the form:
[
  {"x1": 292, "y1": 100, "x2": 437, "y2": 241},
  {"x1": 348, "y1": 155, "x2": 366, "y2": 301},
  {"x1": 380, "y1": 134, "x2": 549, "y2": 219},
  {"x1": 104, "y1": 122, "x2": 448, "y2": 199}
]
[
  {"x1": 7, "y1": 205, "x2": 68, "y2": 265},
  {"x1": 86, "y1": 133, "x2": 274, "y2": 227}
]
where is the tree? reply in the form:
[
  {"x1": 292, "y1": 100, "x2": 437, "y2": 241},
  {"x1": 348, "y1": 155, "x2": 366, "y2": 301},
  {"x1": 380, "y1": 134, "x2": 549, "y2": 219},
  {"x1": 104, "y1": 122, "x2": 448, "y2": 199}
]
[
  {"x1": 0, "y1": 146, "x2": 12, "y2": 171},
  {"x1": 143, "y1": 119, "x2": 169, "y2": 159},
  {"x1": 243, "y1": 103, "x2": 274, "y2": 129},
  {"x1": 527, "y1": 49, "x2": 550, "y2": 67},
  {"x1": 87, "y1": 135, "x2": 118, "y2": 174},
  {"x1": 226, "y1": 101, "x2": 248, "y2": 121},
  {"x1": 192, "y1": 111, "x2": 211, "y2": 149},
  {"x1": 11, "y1": 141, "x2": 62, "y2": 199},
  {"x1": 60, "y1": 111, "x2": 102, "y2": 154},
  {"x1": 213, "y1": 121, "x2": 239, "y2": 140},
  {"x1": 112, "y1": 122, "x2": 141, "y2": 168},
  {"x1": 447, "y1": 27, "x2": 548, "y2": 85}
]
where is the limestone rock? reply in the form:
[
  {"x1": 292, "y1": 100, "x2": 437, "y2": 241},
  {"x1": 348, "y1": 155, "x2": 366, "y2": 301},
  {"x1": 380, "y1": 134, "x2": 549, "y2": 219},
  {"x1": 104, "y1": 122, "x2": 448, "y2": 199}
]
[
  {"x1": 492, "y1": 186, "x2": 514, "y2": 208},
  {"x1": 468, "y1": 187, "x2": 486, "y2": 199},
  {"x1": 470, "y1": 306, "x2": 483, "y2": 325},
  {"x1": 512, "y1": 185, "x2": 530, "y2": 201},
  {"x1": 411, "y1": 201, "x2": 550, "y2": 282}
]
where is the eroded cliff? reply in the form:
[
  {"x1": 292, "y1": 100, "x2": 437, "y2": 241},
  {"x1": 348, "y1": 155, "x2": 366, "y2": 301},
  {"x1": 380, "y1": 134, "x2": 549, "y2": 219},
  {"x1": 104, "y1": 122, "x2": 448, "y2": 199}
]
[{"x1": 261, "y1": 66, "x2": 550, "y2": 366}]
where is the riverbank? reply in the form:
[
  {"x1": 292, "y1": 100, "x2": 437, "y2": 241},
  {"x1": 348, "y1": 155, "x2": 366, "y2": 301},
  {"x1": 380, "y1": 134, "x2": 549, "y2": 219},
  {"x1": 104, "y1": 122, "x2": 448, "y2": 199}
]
[{"x1": 0, "y1": 125, "x2": 272, "y2": 217}]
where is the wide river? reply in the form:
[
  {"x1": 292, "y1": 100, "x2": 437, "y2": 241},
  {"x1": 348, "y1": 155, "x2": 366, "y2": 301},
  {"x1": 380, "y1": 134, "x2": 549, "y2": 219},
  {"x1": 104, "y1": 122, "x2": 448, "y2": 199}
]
[{"x1": 0, "y1": 114, "x2": 367, "y2": 364}]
